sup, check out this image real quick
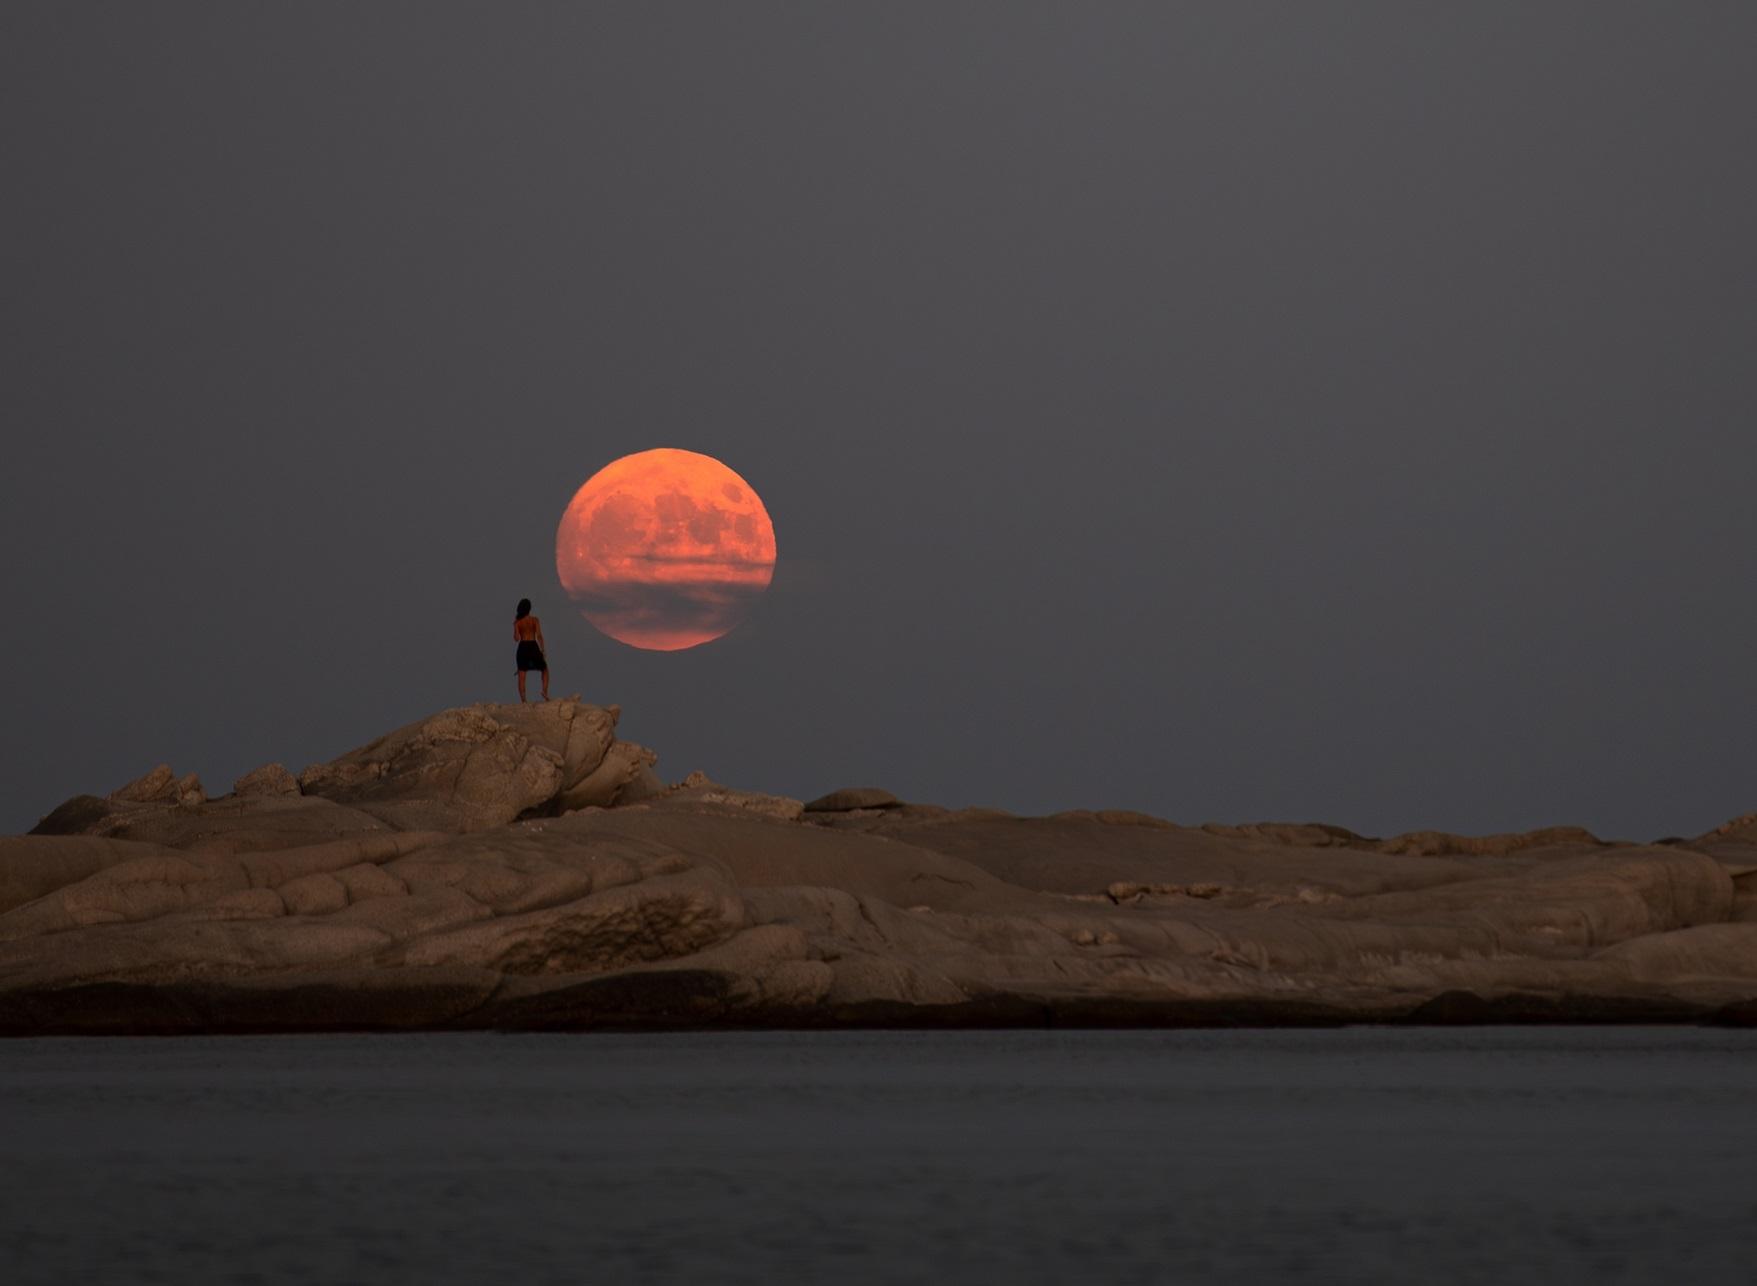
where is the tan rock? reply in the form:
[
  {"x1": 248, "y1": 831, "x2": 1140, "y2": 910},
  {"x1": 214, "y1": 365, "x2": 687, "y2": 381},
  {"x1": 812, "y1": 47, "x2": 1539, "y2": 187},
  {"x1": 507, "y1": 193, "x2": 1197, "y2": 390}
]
[
  {"x1": 396, "y1": 864, "x2": 744, "y2": 976},
  {"x1": 105, "y1": 766, "x2": 205, "y2": 808},
  {"x1": 296, "y1": 700, "x2": 629, "y2": 832},
  {"x1": 278, "y1": 873, "x2": 350, "y2": 917},
  {"x1": 655, "y1": 778, "x2": 804, "y2": 821},
  {"x1": 7, "y1": 700, "x2": 1757, "y2": 1034},
  {"x1": 617, "y1": 763, "x2": 668, "y2": 806},
  {"x1": 110, "y1": 765, "x2": 179, "y2": 804},
  {"x1": 233, "y1": 763, "x2": 299, "y2": 798},
  {"x1": 557, "y1": 740, "x2": 657, "y2": 812},
  {"x1": 0, "y1": 836, "x2": 167, "y2": 915},
  {"x1": 1594, "y1": 923, "x2": 1757, "y2": 980},
  {"x1": 334, "y1": 862, "x2": 407, "y2": 903},
  {"x1": 1698, "y1": 811, "x2": 1757, "y2": 845},
  {"x1": 99, "y1": 794, "x2": 399, "y2": 853}
]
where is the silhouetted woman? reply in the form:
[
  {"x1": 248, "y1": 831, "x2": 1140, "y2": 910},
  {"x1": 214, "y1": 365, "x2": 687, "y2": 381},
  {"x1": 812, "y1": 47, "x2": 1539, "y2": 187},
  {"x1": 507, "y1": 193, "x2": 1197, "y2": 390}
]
[{"x1": 514, "y1": 599, "x2": 548, "y2": 702}]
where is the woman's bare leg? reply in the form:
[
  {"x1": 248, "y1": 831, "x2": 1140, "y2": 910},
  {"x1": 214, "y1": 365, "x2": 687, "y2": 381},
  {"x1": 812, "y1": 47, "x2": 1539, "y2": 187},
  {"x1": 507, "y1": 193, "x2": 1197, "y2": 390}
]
[
  {"x1": 541, "y1": 668, "x2": 549, "y2": 700},
  {"x1": 517, "y1": 671, "x2": 527, "y2": 702}
]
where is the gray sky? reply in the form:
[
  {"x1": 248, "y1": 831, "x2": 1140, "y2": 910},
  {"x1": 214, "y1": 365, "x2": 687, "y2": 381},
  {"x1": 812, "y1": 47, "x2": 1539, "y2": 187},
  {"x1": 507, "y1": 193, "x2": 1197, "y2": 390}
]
[{"x1": 5, "y1": 4, "x2": 1755, "y2": 840}]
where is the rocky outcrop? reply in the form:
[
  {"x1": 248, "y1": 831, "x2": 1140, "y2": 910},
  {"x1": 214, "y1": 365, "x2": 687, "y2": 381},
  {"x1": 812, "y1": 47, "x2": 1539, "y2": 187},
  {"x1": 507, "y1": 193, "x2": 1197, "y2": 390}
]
[
  {"x1": 110, "y1": 765, "x2": 205, "y2": 807},
  {"x1": 805, "y1": 787, "x2": 902, "y2": 812},
  {"x1": 663, "y1": 773, "x2": 804, "y2": 821},
  {"x1": 233, "y1": 763, "x2": 299, "y2": 798},
  {"x1": 28, "y1": 796, "x2": 115, "y2": 837},
  {"x1": 4, "y1": 700, "x2": 1756, "y2": 1034},
  {"x1": 555, "y1": 738, "x2": 658, "y2": 813},
  {"x1": 1375, "y1": 825, "x2": 1605, "y2": 858},
  {"x1": 293, "y1": 701, "x2": 605, "y2": 831}
]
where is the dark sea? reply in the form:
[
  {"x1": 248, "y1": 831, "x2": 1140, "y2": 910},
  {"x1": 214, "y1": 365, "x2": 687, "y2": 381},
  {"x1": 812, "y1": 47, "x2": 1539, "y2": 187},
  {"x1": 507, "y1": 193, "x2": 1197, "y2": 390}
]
[{"x1": 1, "y1": 1028, "x2": 1751, "y2": 1285}]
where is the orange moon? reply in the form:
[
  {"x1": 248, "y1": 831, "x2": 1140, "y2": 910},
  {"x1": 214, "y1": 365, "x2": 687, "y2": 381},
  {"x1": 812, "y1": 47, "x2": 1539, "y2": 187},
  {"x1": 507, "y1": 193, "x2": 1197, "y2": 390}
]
[{"x1": 554, "y1": 448, "x2": 777, "y2": 651}]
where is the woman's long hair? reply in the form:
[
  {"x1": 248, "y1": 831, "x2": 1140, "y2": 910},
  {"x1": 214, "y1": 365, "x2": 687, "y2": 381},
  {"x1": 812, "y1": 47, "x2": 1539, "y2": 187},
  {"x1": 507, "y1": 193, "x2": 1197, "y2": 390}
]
[{"x1": 515, "y1": 599, "x2": 532, "y2": 620}]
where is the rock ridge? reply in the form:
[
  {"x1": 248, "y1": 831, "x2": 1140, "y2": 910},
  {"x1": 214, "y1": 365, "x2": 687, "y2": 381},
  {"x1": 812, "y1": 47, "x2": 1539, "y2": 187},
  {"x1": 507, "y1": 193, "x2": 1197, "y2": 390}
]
[{"x1": 5, "y1": 700, "x2": 1756, "y2": 1033}]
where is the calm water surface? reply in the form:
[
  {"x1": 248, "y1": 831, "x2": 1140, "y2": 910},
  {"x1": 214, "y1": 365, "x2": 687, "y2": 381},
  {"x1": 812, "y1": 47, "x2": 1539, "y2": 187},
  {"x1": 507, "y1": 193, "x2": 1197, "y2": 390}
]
[{"x1": 1, "y1": 1028, "x2": 1752, "y2": 1284}]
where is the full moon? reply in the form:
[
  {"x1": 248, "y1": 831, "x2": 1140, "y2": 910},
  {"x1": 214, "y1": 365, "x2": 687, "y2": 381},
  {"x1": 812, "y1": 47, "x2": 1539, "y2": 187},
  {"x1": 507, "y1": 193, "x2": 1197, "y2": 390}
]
[{"x1": 554, "y1": 448, "x2": 777, "y2": 651}]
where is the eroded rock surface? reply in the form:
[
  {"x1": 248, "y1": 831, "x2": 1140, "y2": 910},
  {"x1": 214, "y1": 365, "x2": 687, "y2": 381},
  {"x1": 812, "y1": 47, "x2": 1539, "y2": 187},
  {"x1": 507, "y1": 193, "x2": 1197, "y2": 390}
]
[{"x1": 5, "y1": 700, "x2": 1756, "y2": 1033}]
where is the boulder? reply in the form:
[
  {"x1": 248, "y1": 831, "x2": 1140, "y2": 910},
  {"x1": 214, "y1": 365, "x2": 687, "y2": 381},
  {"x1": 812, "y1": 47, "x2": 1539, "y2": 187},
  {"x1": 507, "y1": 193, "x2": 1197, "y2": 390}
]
[
  {"x1": 616, "y1": 763, "x2": 668, "y2": 806},
  {"x1": 804, "y1": 787, "x2": 902, "y2": 813},
  {"x1": 108, "y1": 766, "x2": 204, "y2": 808},
  {"x1": 556, "y1": 740, "x2": 658, "y2": 812},
  {"x1": 296, "y1": 700, "x2": 627, "y2": 832},
  {"x1": 233, "y1": 763, "x2": 300, "y2": 798},
  {"x1": 109, "y1": 765, "x2": 179, "y2": 804}
]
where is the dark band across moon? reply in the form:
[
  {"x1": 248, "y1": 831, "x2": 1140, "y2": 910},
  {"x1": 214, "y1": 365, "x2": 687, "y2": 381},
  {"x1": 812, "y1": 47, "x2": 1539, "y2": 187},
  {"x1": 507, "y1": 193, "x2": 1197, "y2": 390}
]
[{"x1": 555, "y1": 448, "x2": 777, "y2": 651}]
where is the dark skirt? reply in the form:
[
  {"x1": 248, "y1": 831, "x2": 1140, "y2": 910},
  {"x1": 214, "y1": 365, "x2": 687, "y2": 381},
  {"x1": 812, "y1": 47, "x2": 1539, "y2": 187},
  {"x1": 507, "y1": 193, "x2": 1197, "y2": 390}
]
[{"x1": 516, "y1": 640, "x2": 547, "y2": 672}]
